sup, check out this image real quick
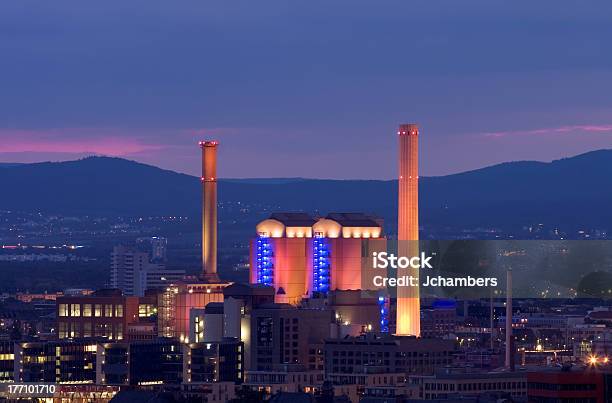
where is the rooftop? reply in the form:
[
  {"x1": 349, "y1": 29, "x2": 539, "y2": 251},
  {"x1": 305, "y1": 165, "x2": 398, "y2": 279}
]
[
  {"x1": 269, "y1": 212, "x2": 317, "y2": 227},
  {"x1": 326, "y1": 212, "x2": 381, "y2": 227}
]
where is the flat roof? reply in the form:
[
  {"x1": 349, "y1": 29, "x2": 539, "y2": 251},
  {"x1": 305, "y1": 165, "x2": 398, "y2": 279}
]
[
  {"x1": 326, "y1": 212, "x2": 381, "y2": 227},
  {"x1": 269, "y1": 212, "x2": 316, "y2": 227}
]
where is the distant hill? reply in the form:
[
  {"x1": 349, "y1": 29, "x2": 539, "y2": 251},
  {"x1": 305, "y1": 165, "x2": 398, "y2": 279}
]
[
  {"x1": 0, "y1": 163, "x2": 24, "y2": 168},
  {"x1": 1, "y1": 150, "x2": 612, "y2": 233}
]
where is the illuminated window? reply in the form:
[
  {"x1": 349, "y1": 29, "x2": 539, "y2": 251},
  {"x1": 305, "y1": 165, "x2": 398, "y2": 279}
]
[
  {"x1": 83, "y1": 304, "x2": 92, "y2": 317},
  {"x1": 71, "y1": 304, "x2": 81, "y2": 317},
  {"x1": 58, "y1": 304, "x2": 68, "y2": 317},
  {"x1": 84, "y1": 322, "x2": 92, "y2": 338},
  {"x1": 139, "y1": 304, "x2": 155, "y2": 317},
  {"x1": 70, "y1": 322, "x2": 79, "y2": 338},
  {"x1": 105, "y1": 304, "x2": 113, "y2": 317},
  {"x1": 116, "y1": 323, "x2": 123, "y2": 340},
  {"x1": 115, "y1": 305, "x2": 123, "y2": 318},
  {"x1": 95, "y1": 304, "x2": 102, "y2": 317},
  {"x1": 59, "y1": 322, "x2": 67, "y2": 339}
]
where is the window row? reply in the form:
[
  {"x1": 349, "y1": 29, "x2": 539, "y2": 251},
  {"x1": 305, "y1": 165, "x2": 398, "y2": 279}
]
[{"x1": 58, "y1": 304, "x2": 124, "y2": 318}]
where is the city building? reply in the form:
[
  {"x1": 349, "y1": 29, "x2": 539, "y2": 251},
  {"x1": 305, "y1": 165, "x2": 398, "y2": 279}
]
[
  {"x1": 16, "y1": 340, "x2": 98, "y2": 383},
  {"x1": 409, "y1": 369, "x2": 527, "y2": 400},
  {"x1": 248, "y1": 303, "x2": 334, "y2": 372},
  {"x1": 421, "y1": 300, "x2": 457, "y2": 338},
  {"x1": 250, "y1": 212, "x2": 386, "y2": 304},
  {"x1": 96, "y1": 338, "x2": 183, "y2": 386},
  {"x1": 136, "y1": 236, "x2": 168, "y2": 263},
  {"x1": 244, "y1": 365, "x2": 324, "y2": 397},
  {"x1": 158, "y1": 283, "x2": 226, "y2": 341},
  {"x1": 110, "y1": 245, "x2": 185, "y2": 297},
  {"x1": 324, "y1": 334, "x2": 455, "y2": 376},
  {"x1": 326, "y1": 372, "x2": 418, "y2": 402},
  {"x1": 0, "y1": 341, "x2": 14, "y2": 382},
  {"x1": 527, "y1": 366, "x2": 610, "y2": 403},
  {"x1": 56, "y1": 289, "x2": 157, "y2": 341},
  {"x1": 184, "y1": 338, "x2": 244, "y2": 384},
  {"x1": 328, "y1": 290, "x2": 387, "y2": 336}
]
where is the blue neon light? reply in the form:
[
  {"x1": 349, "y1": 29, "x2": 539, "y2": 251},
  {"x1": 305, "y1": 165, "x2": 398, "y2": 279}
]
[
  {"x1": 313, "y1": 236, "x2": 330, "y2": 294},
  {"x1": 256, "y1": 236, "x2": 274, "y2": 286},
  {"x1": 378, "y1": 295, "x2": 389, "y2": 333}
]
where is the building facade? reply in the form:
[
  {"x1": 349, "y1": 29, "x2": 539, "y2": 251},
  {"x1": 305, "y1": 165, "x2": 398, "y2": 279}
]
[{"x1": 250, "y1": 212, "x2": 386, "y2": 305}]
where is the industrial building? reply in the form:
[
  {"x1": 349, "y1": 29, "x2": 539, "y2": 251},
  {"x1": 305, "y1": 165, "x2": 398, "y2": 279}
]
[
  {"x1": 248, "y1": 124, "x2": 422, "y2": 338},
  {"x1": 156, "y1": 140, "x2": 231, "y2": 341},
  {"x1": 250, "y1": 212, "x2": 386, "y2": 305}
]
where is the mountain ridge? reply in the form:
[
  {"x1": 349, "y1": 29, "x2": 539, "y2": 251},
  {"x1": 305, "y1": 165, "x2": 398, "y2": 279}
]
[{"x1": 1, "y1": 150, "x2": 611, "y2": 231}]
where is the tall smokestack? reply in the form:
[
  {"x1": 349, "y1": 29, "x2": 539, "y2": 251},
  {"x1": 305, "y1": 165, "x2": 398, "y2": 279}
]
[
  {"x1": 505, "y1": 268, "x2": 514, "y2": 370},
  {"x1": 396, "y1": 123, "x2": 420, "y2": 336},
  {"x1": 200, "y1": 140, "x2": 219, "y2": 282}
]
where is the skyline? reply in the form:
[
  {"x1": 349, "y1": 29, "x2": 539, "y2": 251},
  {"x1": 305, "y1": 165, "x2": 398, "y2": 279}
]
[{"x1": 2, "y1": 1, "x2": 612, "y2": 178}]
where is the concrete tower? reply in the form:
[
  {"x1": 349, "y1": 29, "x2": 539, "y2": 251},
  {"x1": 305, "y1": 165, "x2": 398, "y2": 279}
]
[
  {"x1": 396, "y1": 124, "x2": 420, "y2": 336},
  {"x1": 200, "y1": 140, "x2": 219, "y2": 282}
]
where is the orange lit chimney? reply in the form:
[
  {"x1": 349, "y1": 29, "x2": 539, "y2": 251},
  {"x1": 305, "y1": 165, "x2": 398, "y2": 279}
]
[
  {"x1": 396, "y1": 123, "x2": 420, "y2": 336},
  {"x1": 200, "y1": 140, "x2": 219, "y2": 282}
]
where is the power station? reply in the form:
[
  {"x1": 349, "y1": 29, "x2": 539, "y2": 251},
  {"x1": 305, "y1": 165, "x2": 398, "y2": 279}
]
[
  {"x1": 161, "y1": 124, "x2": 422, "y2": 339},
  {"x1": 247, "y1": 123, "x2": 422, "y2": 336},
  {"x1": 249, "y1": 212, "x2": 386, "y2": 304}
]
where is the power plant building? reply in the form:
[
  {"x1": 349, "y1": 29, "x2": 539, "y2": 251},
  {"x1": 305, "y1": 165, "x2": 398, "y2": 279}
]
[{"x1": 250, "y1": 213, "x2": 386, "y2": 304}]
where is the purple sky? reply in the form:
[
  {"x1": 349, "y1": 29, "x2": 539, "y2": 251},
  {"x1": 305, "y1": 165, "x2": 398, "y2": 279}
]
[{"x1": 1, "y1": 1, "x2": 612, "y2": 179}]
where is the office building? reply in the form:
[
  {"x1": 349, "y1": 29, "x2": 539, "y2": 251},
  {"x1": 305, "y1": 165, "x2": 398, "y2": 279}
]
[
  {"x1": 528, "y1": 367, "x2": 610, "y2": 403},
  {"x1": 324, "y1": 334, "x2": 455, "y2": 375},
  {"x1": 184, "y1": 339, "x2": 244, "y2": 384},
  {"x1": 0, "y1": 341, "x2": 14, "y2": 382},
  {"x1": 158, "y1": 283, "x2": 226, "y2": 341},
  {"x1": 421, "y1": 300, "x2": 457, "y2": 338},
  {"x1": 110, "y1": 245, "x2": 185, "y2": 296},
  {"x1": 248, "y1": 303, "x2": 334, "y2": 372},
  {"x1": 410, "y1": 369, "x2": 527, "y2": 400},
  {"x1": 16, "y1": 340, "x2": 98, "y2": 384},
  {"x1": 136, "y1": 236, "x2": 168, "y2": 263},
  {"x1": 97, "y1": 338, "x2": 183, "y2": 386},
  {"x1": 56, "y1": 289, "x2": 157, "y2": 341}
]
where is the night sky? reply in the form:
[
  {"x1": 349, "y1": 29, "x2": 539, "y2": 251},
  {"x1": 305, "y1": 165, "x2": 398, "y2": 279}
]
[{"x1": 1, "y1": 1, "x2": 612, "y2": 179}]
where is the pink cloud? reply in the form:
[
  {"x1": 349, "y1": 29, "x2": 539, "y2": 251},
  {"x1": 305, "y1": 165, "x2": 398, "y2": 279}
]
[
  {"x1": 0, "y1": 128, "x2": 166, "y2": 156},
  {"x1": 481, "y1": 124, "x2": 612, "y2": 138}
]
